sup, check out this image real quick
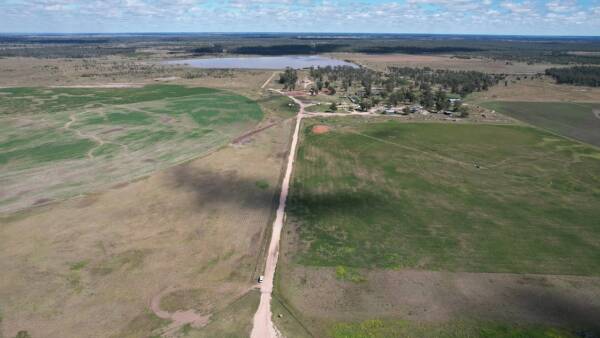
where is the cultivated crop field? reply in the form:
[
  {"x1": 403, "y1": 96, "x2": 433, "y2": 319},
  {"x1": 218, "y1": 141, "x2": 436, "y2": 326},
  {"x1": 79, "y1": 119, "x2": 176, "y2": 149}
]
[
  {"x1": 0, "y1": 84, "x2": 263, "y2": 212},
  {"x1": 481, "y1": 101, "x2": 600, "y2": 147},
  {"x1": 288, "y1": 121, "x2": 600, "y2": 274},
  {"x1": 275, "y1": 119, "x2": 600, "y2": 337}
]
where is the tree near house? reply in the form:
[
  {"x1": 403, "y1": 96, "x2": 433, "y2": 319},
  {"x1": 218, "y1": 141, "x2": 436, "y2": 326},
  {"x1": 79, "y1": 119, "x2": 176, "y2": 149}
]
[
  {"x1": 278, "y1": 68, "x2": 298, "y2": 90},
  {"x1": 435, "y1": 89, "x2": 449, "y2": 111}
]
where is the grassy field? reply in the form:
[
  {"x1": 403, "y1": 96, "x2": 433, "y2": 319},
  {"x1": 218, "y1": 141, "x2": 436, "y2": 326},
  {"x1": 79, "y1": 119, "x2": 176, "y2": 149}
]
[
  {"x1": 481, "y1": 101, "x2": 600, "y2": 147},
  {"x1": 275, "y1": 119, "x2": 600, "y2": 338},
  {"x1": 288, "y1": 120, "x2": 600, "y2": 275},
  {"x1": 336, "y1": 53, "x2": 557, "y2": 74},
  {"x1": 0, "y1": 84, "x2": 263, "y2": 212},
  {"x1": 0, "y1": 87, "x2": 295, "y2": 338},
  {"x1": 468, "y1": 76, "x2": 600, "y2": 103},
  {"x1": 328, "y1": 320, "x2": 580, "y2": 338}
]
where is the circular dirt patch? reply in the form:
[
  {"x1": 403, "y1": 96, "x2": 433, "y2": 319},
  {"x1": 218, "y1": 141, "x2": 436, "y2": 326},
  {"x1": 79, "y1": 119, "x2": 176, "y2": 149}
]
[{"x1": 312, "y1": 125, "x2": 330, "y2": 134}]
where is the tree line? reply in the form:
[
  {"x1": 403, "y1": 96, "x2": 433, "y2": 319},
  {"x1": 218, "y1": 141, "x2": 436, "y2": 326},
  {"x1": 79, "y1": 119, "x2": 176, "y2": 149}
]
[{"x1": 545, "y1": 66, "x2": 600, "y2": 87}]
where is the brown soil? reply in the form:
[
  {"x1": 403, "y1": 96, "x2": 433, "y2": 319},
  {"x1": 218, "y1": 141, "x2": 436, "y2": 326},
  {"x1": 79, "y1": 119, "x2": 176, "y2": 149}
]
[{"x1": 311, "y1": 125, "x2": 330, "y2": 134}]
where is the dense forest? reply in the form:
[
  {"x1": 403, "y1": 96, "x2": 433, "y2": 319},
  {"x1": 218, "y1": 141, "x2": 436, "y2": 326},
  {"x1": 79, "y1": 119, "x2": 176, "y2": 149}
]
[{"x1": 545, "y1": 66, "x2": 600, "y2": 87}]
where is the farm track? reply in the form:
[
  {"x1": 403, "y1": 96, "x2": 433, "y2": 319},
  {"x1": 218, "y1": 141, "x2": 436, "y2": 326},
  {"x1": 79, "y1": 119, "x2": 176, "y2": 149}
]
[
  {"x1": 63, "y1": 113, "x2": 105, "y2": 159},
  {"x1": 251, "y1": 92, "x2": 305, "y2": 338},
  {"x1": 63, "y1": 113, "x2": 133, "y2": 159},
  {"x1": 232, "y1": 123, "x2": 277, "y2": 145},
  {"x1": 261, "y1": 72, "x2": 278, "y2": 89}
]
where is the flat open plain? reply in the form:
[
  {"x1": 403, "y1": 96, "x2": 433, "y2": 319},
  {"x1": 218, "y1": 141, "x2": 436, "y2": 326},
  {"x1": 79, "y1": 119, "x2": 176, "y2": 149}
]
[{"x1": 275, "y1": 118, "x2": 600, "y2": 337}]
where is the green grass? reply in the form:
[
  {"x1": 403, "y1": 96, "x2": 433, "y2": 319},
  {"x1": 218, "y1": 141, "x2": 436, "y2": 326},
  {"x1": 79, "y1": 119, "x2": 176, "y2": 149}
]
[
  {"x1": 256, "y1": 94, "x2": 299, "y2": 118},
  {"x1": 481, "y1": 101, "x2": 600, "y2": 147},
  {"x1": 0, "y1": 138, "x2": 95, "y2": 165},
  {"x1": 0, "y1": 85, "x2": 264, "y2": 212},
  {"x1": 68, "y1": 260, "x2": 88, "y2": 271},
  {"x1": 288, "y1": 121, "x2": 600, "y2": 274},
  {"x1": 102, "y1": 111, "x2": 153, "y2": 125},
  {"x1": 255, "y1": 180, "x2": 270, "y2": 190},
  {"x1": 163, "y1": 92, "x2": 262, "y2": 125},
  {"x1": 335, "y1": 265, "x2": 366, "y2": 282},
  {"x1": 328, "y1": 319, "x2": 579, "y2": 338},
  {"x1": 0, "y1": 85, "x2": 219, "y2": 115}
]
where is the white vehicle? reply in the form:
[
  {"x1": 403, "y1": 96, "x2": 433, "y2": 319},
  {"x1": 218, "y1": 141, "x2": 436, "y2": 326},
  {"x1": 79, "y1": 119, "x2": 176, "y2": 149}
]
[{"x1": 258, "y1": 275, "x2": 264, "y2": 283}]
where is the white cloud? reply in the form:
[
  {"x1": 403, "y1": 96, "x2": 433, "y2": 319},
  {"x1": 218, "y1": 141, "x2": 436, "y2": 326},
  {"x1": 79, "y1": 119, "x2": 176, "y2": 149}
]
[
  {"x1": 1, "y1": 0, "x2": 599, "y2": 35},
  {"x1": 546, "y1": 0, "x2": 578, "y2": 13}
]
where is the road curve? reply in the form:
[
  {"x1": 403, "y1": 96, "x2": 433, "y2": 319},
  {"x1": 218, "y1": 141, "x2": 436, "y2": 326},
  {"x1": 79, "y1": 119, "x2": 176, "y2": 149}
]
[{"x1": 251, "y1": 94, "x2": 304, "y2": 338}]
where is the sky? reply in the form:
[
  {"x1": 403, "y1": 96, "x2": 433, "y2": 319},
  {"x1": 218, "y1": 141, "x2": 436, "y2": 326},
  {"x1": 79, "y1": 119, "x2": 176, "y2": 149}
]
[{"x1": 1, "y1": 0, "x2": 600, "y2": 36}]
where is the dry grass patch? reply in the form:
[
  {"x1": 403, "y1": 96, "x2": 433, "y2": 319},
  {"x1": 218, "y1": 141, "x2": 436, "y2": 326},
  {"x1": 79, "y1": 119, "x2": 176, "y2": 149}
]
[
  {"x1": 334, "y1": 53, "x2": 557, "y2": 74},
  {"x1": 469, "y1": 76, "x2": 600, "y2": 103},
  {"x1": 0, "y1": 113, "x2": 293, "y2": 338}
]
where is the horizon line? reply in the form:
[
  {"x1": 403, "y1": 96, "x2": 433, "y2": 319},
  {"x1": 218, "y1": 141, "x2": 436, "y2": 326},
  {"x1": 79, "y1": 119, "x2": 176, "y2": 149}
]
[{"x1": 1, "y1": 31, "x2": 600, "y2": 38}]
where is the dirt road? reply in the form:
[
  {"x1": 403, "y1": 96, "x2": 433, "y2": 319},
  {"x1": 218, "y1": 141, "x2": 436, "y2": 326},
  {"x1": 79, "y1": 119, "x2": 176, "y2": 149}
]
[
  {"x1": 261, "y1": 72, "x2": 278, "y2": 89},
  {"x1": 251, "y1": 94, "x2": 305, "y2": 338}
]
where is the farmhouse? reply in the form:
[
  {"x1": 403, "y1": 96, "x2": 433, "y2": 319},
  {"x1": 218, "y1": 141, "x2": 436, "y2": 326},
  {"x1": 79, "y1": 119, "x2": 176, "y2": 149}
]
[{"x1": 409, "y1": 105, "x2": 423, "y2": 113}]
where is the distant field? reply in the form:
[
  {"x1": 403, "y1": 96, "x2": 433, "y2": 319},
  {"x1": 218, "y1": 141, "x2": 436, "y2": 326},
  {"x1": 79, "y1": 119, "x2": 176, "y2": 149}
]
[
  {"x1": 481, "y1": 101, "x2": 600, "y2": 147},
  {"x1": 0, "y1": 84, "x2": 263, "y2": 212},
  {"x1": 468, "y1": 77, "x2": 600, "y2": 103},
  {"x1": 287, "y1": 121, "x2": 600, "y2": 275},
  {"x1": 328, "y1": 320, "x2": 580, "y2": 338},
  {"x1": 337, "y1": 53, "x2": 556, "y2": 74}
]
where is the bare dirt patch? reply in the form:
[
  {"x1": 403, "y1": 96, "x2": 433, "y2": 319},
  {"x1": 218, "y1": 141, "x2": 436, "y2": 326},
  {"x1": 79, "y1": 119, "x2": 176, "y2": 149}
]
[
  {"x1": 150, "y1": 287, "x2": 211, "y2": 337},
  {"x1": 311, "y1": 125, "x2": 330, "y2": 134}
]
